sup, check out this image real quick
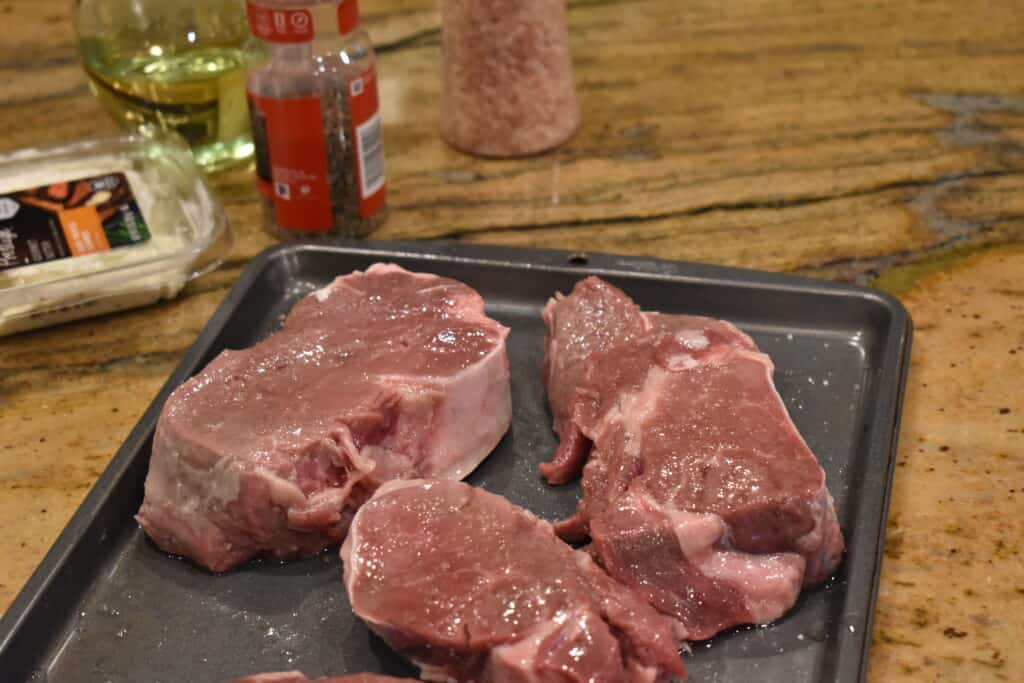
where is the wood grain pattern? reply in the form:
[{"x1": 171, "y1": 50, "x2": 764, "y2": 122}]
[{"x1": 0, "y1": 1, "x2": 1022, "y2": 681}]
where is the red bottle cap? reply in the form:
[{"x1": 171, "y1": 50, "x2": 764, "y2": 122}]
[
  {"x1": 247, "y1": 2, "x2": 316, "y2": 43},
  {"x1": 337, "y1": 0, "x2": 360, "y2": 35}
]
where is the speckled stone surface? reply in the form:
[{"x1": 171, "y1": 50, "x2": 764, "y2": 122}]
[
  {"x1": 868, "y1": 246, "x2": 1024, "y2": 682},
  {"x1": 1, "y1": 1, "x2": 1023, "y2": 681}
]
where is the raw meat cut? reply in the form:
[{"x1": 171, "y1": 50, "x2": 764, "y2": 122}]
[
  {"x1": 343, "y1": 479, "x2": 686, "y2": 682},
  {"x1": 228, "y1": 674, "x2": 416, "y2": 683},
  {"x1": 137, "y1": 264, "x2": 511, "y2": 572},
  {"x1": 542, "y1": 277, "x2": 845, "y2": 640}
]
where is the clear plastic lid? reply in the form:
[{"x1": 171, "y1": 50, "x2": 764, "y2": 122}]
[{"x1": 0, "y1": 128, "x2": 232, "y2": 336}]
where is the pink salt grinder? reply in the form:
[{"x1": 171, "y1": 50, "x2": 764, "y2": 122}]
[{"x1": 439, "y1": 0, "x2": 580, "y2": 157}]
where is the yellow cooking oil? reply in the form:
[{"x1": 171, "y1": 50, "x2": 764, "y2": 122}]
[{"x1": 79, "y1": 40, "x2": 254, "y2": 172}]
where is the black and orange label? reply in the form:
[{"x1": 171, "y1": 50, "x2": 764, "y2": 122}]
[
  {"x1": 59, "y1": 205, "x2": 112, "y2": 256},
  {"x1": 0, "y1": 172, "x2": 149, "y2": 272}
]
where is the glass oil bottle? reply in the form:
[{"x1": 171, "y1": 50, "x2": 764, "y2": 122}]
[{"x1": 74, "y1": 0, "x2": 259, "y2": 172}]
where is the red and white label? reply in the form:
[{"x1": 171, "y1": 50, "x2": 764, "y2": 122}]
[
  {"x1": 349, "y1": 65, "x2": 386, "y2": 218},
  {"x1": 248, "y1": 92, "x2": 334, "y2": 232},
  {"x1": 247, "y1": 2, "x2": 315, "y2": 43}
]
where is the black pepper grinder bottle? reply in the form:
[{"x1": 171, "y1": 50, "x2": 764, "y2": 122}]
[
  {"x1": 246, "y1": 0, "x2": 388, "y2": 238},
  {"x1": 440, "y1": 0, "x2": 579, "y2": 157}
]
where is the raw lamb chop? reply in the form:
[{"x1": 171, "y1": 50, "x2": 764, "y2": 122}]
[
  {"x1": 228, "y1": 674, "x2": 416, "y2": 683},
  {"x1": 343, "y1": 479, "x2": 686, "y2": 682},
  {"x1": 137, "y1": 264, "x2": 511, "y2": 572},
  {"x1": 542, "y1": 277, "x2": 845, "y2": 640}
]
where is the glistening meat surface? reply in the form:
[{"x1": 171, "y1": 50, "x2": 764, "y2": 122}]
[
  {"x1": 137, "y1": 264, "x2": 511, "y2": 572},
  {"x1": 343, "y1": 479, "x2": 686, "y2": 682},
  {"x1": 542, "y1": 277, "x2": 845, "y2": 640}
]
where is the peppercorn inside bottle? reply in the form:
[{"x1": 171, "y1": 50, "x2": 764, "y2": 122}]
[{"x1": 246, "y1": 0, "x2": 388, "y2": 239}]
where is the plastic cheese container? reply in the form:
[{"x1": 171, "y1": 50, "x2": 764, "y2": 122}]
[{"x1": 0, "y1": 130, "x2": 232, "y2": 337}]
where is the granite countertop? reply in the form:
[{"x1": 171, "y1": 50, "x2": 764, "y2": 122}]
[{"x1": 1, "y1": 0, "x2": 1021, "y2": 680}]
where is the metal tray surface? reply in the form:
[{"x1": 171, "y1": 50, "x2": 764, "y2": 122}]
[{"x1": 0, "y1": 241, "x2": 912, "y2": 683}]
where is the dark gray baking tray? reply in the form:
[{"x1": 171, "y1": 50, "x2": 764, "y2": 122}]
[{"x1": 0, "y1": 241, "x2": 912, "y2": 683}]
